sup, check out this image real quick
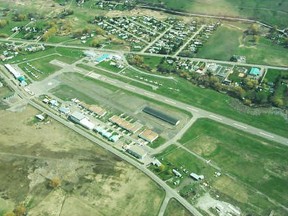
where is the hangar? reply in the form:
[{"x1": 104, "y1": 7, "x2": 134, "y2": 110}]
[{"x1": 142, "y1": 106, "x2": 180, "y2": 126}]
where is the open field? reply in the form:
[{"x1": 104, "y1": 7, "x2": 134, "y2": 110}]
[
  {"x1": 179, "y1": 119, "x2": 288, "y2": 210},
  {"x1": 0, "y1": 105, "x2": 165, "y2": 216},
  {"x1": 196, "y1": 25, "x2": 288, "y2": 66},
  {"x1": 139, "y1": 0, "x2": 288, "y2": 27},
  {"x1": 164, "y1": 199, "x2": 193, "y2": 216}
]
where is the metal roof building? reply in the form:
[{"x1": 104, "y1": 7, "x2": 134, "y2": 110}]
[
  {"x1": 142, "y1": 106, "x2": 180, "y2": 126},
  {"x1": 139, "y1": 129, "x2": 159, "y2": 143},
  {"x1": 126, "y1": 145, "x2": 147, "y2": 159},
  {"x1": 69, "y1": 111, "x2": 85, "y2": 123}
]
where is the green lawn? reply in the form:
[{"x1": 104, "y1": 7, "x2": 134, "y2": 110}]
[
  {"x1": 265, "y1": 69, "x2": 287, "y2": 83},
  {"x1": 148, "y1": 136, "x2": 166, "y2": 149},
  {"x1": 196, "y1": 25, "x2": 288, "y2": 66},
  {"x1": 179, "y1": 118, "x2": 288, "y2": 207}
]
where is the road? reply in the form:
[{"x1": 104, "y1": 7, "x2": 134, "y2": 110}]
[
  {"x1": 173, "y1": 25, "x2": 205, "y2": 57},
  {"x1": 1, "y1": 37, "x2": 287, "y2": 70}
]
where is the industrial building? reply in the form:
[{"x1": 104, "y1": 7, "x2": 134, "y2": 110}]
[
  {"x1": 139, "y1": 129, "x2": 159, "y2": 143},
  {"x1": 142, "y1": 106, "x2": 180, "y2": 126},
  {"x1": 109, "y1": 115, "x2": 142, "y2": 133},
  {"x1": 69, "y1": 111, "x2": 95, "y2": 130},
  {"x1": 126, "y1": 145, "x2": 147, "y2": 159},
  {"x1": 4, "y1": 64, "x2": 21, "y2": 79}
]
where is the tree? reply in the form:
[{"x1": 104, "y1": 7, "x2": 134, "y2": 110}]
[
  {"x1": 284, "y1": 37, "x2": 288, "y2": 48},
  {"x1": 271, "y1": 96, "x2": 284, "y2": 107},
  {"x1": 252, "y1": 35, "x2": 260, "y2": 44},
  {"x1": 0, "y1": 19, "x2": 9, "y2": 28},
  {"x1": 49, "y1": 177, "x2": 61, "y2": 189},
  {"x1": 231, "y1": 86, "x2": 245, "y2": 99},
  {"x1": 13, "y1": 13, "x2": 26, "y2": 21},
  {"x1": 14, "y1": 204, "x2": 26, "y2": 216},
  {"x1": 248, "y1": 24, "x2": 260, "y2": 35},
  {"x1": 4, "y1": 212, "x2": 15, "y2": 216}
]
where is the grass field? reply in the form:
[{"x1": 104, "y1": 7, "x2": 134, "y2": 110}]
[
  {"x1": 140, "y1": 0, "x2": 288, "y2": 27},
  {"x1": 196, "y1": 25, "x2": 288, "y2": 66},
  {"x1": 164, "y1": 199, "x2": 193, "y2": 216},
  {"x1": 179, "y1": 118, "x2": 288, "y2": 208}
]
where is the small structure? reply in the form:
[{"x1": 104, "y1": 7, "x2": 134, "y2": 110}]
[
  {"x1": 139, "y1": 129, "x2": 159, "y2": 143},
  {"x1": 42, "y1": 98, "x2": 49, "y2": 104},
  {"x1": 172, "y1": 169, "x2": 182, "y2": 177},
  {"x1": 126, "y1": 145, "x2": 147, "y2": 159},
  {"x1": 59, "y1": 106, "x2": 70, "y2": 115},
  {"x1": 95, "y1": 53, "x2": 111, "y2": 64},
  {"x1": 190, "y1": 172, "x2": 204, "y2": 181},
  {"x1": 249, "y1": 67, "x2": 261, "y2": 76},
  {"x1": 152, "y1": 159, "x2": 162, "y2": 167},
  {"x1": 142, "y1": 106, "x2": 180, "y2": 126},
  {"x1": 109, "y1": 134, "x2": 121, "y2": 142},
  {"x1": 35, "y1": 114, "x2": 45, "y2": 121},
  {"x1": 49, "y1": 99, "x2": 59, "y2": 107}
]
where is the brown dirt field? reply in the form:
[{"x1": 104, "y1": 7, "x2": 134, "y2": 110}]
[{"x1": 0, "y1": 106, "x2": 164, "y2": 216}]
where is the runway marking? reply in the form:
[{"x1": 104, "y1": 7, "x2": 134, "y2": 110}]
[
  {"x1": 164, "y1": 99, "x2": 176, "y2": 105},
  {"x1": 259, "y1": 132, "x2": 274, "y2": 138},
  {"x1": 209, "y1": 115, "x2": 222, "y2": 120},
  {"x1": 186, "y1": 106, "x2": 199, "y2": 112},
  {"x1": 233, "y1": 123, "x2": 247, "y2": 129}
]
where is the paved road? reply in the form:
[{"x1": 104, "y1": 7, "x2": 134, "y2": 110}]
[
  {"x1": 158, "y1": 193, "x2": 173, "y2": 216},
  {"x1": 173, "y1": 25, "x2": 205, "y2": 57},
  {"x1": 1, "y1": 38, "x2": 287, "y2": 70},
  {"x1": 141, "y1": 24, "x2": 173, "y2": 53}
]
